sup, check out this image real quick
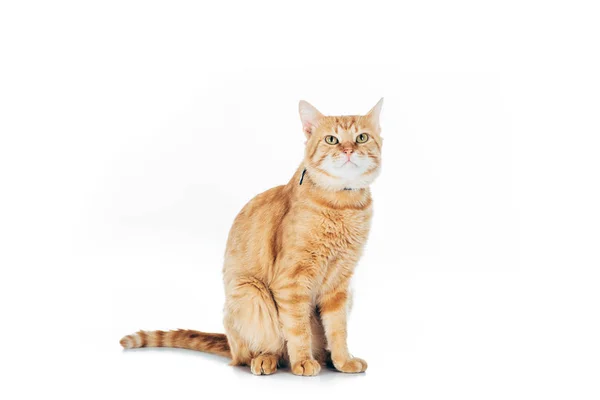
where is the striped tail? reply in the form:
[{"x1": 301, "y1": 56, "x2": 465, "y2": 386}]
[{"x1": 119, "y1": 329, "x2": 231, "y2": 358}]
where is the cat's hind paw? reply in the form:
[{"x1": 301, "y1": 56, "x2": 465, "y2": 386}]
[{"x1": 250, "y1": 354, "x2": 278, "y2": 375}]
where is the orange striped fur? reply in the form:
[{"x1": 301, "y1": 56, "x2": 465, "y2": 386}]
[
  {"x1": 120, "y1": 330, "x2": 230, "y2": 358},
  {"x1": 120, "y1": 99, "x2": 384, "y2": 376}
]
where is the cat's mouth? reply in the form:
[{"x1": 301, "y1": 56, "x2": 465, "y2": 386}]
[{"x1": 339, "y1": 160, "x2": 359, "y2": 168}]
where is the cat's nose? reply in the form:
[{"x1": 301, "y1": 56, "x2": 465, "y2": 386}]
[{"x1": 343, "y1": 148, "x2": 353, "y2": 160}]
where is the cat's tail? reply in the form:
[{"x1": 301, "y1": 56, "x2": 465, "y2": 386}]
[{"x1": 119, "y1": 329, "x2": 231, "y2": 358}]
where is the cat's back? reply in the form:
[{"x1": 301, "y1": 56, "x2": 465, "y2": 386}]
[{"x1": 223, "y1": 184, "x2": 292, "y2": 276}]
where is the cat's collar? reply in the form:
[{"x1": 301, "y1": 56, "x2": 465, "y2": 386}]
[{"x1": 299, "y1": 168, "x2": 358, "y2": 191}]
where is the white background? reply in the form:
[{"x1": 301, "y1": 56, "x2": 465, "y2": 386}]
[{"x1": 1, "y1": 1, "x2": 599, "y2": 399}]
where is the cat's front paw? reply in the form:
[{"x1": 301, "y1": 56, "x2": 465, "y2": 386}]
[
  {"x1": 335, "y1": 357, "x2": 368, "y2": 373},
  {"x1": 291, "y1": 359, "x2": 321, "y2": 376}
]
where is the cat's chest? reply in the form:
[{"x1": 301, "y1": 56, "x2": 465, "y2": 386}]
[{"x1": 313, "y1": 208, "x2": 372, "y2": 252}]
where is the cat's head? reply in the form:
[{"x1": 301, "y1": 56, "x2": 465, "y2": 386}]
[{"x1": 299, "y1": 99, "x2": 383, "y2": 191}]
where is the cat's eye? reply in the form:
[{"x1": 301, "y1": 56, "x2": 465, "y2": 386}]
[
  {"x1": 356, "y1": 133, "x2": 369, "y2": 143},
  {"x1": 324, "y1": 135, "x2": 339, "y2": 145}
]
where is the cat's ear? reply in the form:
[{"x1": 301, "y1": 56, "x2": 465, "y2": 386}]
[
  {"x1": 299, "y1": 100, "x2": 323, "y2": 138},
  {"x1": 366, "y1": 98, "x2": 384, "y2": 129}
]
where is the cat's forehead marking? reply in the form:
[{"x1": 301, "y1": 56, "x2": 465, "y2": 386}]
[{"x1": 332, "y1": 116, "x2": 358, "y2": 134}]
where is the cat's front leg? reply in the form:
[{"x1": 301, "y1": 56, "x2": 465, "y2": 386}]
[
  {"x1": 319, "y1": 287, "x2": 368, "y2": 373},
  {"x1": 272, "y1": 260, "x2": 321, "y2": 377}
]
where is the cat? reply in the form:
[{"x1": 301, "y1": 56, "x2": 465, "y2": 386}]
[{"x1": 120, "y1": 99, "x2": 384, "y2": 376}]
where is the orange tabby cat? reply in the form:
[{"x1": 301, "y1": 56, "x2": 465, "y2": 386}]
[{"x1": 120, "y1": 99, "x2": 384, "y2": 376}]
